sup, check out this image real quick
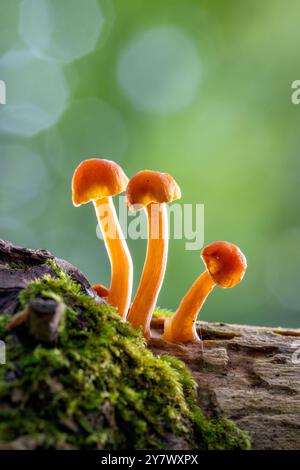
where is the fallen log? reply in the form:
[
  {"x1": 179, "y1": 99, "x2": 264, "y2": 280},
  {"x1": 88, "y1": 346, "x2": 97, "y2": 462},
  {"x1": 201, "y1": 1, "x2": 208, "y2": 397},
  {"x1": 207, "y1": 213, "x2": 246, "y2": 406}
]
[
  {"x1": 0, "y1": 239, "x2": 299, "y2": 450},
  {"x1": 150, "y1": 318, "x2": 300, "y2": 450}
]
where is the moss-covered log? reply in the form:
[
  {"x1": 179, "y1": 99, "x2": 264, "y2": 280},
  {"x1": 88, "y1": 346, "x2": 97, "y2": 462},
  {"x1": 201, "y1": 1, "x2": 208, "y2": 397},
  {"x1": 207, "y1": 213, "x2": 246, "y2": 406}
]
[{"x1": 0, "y1": 239, "x2": 299, "y2": 450}]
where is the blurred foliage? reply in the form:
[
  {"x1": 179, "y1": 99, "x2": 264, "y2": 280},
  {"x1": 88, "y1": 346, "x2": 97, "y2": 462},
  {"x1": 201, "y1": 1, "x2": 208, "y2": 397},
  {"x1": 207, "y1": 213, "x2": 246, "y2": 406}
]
[{"x1": 0, "y1": 0, "x2": 299, "y2": 327}]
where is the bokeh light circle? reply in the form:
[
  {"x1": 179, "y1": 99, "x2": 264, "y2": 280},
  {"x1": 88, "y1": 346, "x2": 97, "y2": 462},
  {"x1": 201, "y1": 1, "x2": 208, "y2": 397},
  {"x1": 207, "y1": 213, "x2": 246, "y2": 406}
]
[
  {"x1": 117, "y1": 26, "x2": 202, "y2": 114},
  {"x1": 19, "y1": 0, "x2": 104, "y2": 63},
  {"x1": 0, "y1": 49, "x2": 69, "y2": 136},
  {"x1": 0, "y1": 143, "x2": 50, "y2": 212},
  {"x1": 44, "y1": 98, "x2": 128, "y2": 179}
]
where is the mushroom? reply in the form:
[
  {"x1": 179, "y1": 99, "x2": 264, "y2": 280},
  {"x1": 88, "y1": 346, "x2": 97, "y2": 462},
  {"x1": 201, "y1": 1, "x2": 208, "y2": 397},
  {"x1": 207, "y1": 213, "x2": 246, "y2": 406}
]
[
  {"x1": 126, "y1": 170, "x2": 181, "y2": 338},
  {"x1": 72, "y1": 158, "x2": 133, "y2": 319},
  {"x1": 92, "y1": 283, "x2": 109, "y2": 299},
  {"x1": 163, "y1": 241, "x2": 247, "y2": 343}
]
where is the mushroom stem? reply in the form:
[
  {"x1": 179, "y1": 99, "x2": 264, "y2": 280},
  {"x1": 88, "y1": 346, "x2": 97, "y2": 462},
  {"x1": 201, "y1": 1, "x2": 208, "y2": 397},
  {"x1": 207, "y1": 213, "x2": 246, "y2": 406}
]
[
  {"x1": 127, "y1": 203, "x2": 168, "y2": 338},
  {"x1": 163, "y1": 271, "x2": 215, "y2": 343},
  {"x1": 94, "y1": 196, "x2": 133, "y2": 320}
]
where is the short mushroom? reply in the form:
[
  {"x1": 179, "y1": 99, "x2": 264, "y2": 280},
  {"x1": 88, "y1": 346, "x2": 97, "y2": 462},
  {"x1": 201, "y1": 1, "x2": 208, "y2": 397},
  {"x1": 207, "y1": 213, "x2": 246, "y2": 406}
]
[
  {"x1": 126, "y1": 170, "x2": 181, "y2": 338},
  {"x1": 163, "y1": 241, "x2": 247, "y2": 343},
  {"x1": 92, "y1": 283, "x2": 109, "y2": 299},
  {"x1": 72, "y1": 158, "x2": 133, "y2": 319}
]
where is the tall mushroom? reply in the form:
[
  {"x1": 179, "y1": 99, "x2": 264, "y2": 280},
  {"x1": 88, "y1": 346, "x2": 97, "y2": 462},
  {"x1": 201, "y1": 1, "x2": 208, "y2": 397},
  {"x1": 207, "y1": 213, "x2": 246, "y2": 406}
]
[
  {"x1": 163, "y1": 241, "x2": 247, "y2": 343},
  {"x1": 126, "y1": 170, "x2": 181, "y2": 338},
  {"x1": 72, "y1": 158, "x2": 133, "y2": 319}
]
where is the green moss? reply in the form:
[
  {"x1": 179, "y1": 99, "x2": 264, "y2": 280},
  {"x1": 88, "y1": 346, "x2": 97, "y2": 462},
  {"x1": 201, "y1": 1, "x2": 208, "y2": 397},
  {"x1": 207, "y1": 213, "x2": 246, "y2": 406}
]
[
  {"x1": 153, "y1": 307, "x2": 174, "y2": 318},
  {"x1": 0, "y1": 315, "x2": 10, "y2": 334},
  {"x1": 9, "y1": 260, "x2": 31, "y2": 270},
  {"x1": 0, "y1": 261, "x2": 251, "y2": 450}
]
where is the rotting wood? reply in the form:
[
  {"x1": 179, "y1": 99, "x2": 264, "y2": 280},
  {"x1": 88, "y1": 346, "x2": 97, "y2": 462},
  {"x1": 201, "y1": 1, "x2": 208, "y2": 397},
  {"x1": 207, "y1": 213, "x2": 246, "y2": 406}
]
[{"x1": 1, "y1": 239, "x2": 299, "y2": 450}]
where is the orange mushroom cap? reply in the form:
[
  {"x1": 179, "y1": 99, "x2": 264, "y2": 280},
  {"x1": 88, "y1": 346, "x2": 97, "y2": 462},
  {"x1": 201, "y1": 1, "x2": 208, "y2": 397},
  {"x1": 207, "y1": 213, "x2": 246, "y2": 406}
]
[
  {"x1": 72, "y1": 158, "x2": 129, "y2": 206},
  {"x1": 126, "y1": 170, "x2": 181, "y2": 211},
  {"x1": 92, "y1": 283, "x2": 109, "y2": 298},
  {"x1": 201, "y1": 241, "x2": 247, "y2": 288}
]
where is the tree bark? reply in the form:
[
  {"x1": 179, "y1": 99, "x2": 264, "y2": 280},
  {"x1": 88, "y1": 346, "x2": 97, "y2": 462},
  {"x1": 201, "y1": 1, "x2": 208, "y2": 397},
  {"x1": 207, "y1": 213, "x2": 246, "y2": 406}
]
[
  {"x1": 150, "y1": 318, "x2": 300, "y2": 450},
  {"x1": 1, "y1": 239, "x2": 299, "y2": 450}
]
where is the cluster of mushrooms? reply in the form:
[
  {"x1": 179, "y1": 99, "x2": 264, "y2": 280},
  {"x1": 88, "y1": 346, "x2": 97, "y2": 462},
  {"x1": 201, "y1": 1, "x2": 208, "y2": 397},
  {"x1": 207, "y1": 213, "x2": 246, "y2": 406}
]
[{"x1": 72, "y1": 159, "x2": 247, "y2": 344}]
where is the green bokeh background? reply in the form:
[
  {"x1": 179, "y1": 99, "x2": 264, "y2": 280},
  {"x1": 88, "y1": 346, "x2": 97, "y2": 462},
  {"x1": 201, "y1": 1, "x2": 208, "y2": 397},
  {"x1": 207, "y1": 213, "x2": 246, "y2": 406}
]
[{"x1": 0, "y1": 0, "x2": 299, "y2": 327}]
